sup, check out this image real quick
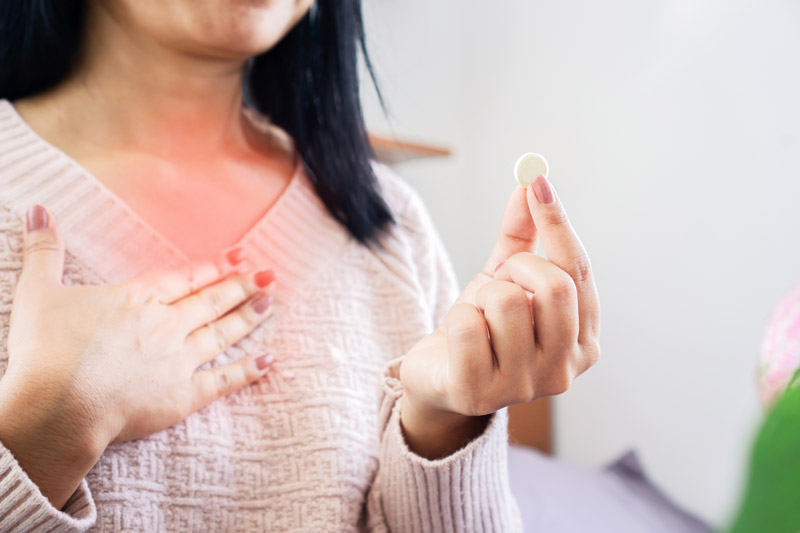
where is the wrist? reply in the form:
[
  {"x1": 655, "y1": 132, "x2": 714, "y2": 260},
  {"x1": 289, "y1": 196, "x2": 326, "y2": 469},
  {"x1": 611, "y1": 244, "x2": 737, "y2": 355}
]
[
  {"x1": 399, "y1": 393, "x2": 490, "y2": 460},
  {"x1": 0, "y1": 379, "x2": 107, "y2": 509}
]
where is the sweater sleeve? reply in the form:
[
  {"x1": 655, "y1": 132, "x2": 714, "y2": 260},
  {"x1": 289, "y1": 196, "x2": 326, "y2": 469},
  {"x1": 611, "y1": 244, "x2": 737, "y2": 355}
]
[
  {"x1": 0, "y1": 441, "x2": 96, "y2": 532},
  {"x1": 365, "y1": 169, "x2": 522, "y2": 532},
  {"x1": 365, "y1": 360, "x2": 522, "y2": 532}
]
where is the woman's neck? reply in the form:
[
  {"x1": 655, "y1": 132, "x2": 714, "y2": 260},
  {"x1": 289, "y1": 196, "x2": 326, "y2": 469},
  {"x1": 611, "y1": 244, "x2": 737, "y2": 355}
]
[
  {"x1": 11, "y1": 3, "x2": 300, "y2": 260},
  {"x1": 18, "y1": 1, "x2": 252, "y2": 162}
]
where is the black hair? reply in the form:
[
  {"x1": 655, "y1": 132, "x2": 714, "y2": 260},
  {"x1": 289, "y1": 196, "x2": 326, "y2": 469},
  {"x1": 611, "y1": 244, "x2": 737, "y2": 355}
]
[{"x1": 0, "y1": 0, "x2": 393, "y2": 245}]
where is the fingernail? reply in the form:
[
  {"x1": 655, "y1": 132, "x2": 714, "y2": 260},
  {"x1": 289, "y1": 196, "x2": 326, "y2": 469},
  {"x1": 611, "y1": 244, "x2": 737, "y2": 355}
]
[
  {"x1": 255, "y1": 353, "x2": 275, "y2": 370},
  {"x1": 26, "y1": 205, "x2": 49, "y2": 232},
  {"x1": 225, "y1": 247, "x2": 246, "y2": 266},
  {"x1": 532, "y1": 175, "x2": 555, "y2": 205},
  {"x1": 494, "y1": 260, "x2": 506, "y2": 273},
  {"x1": 254, "y1": 269, "x2": 275, "y2": 288},
  {"x1": 250, "y1": 292, "x2": 273, "y2": 314}
]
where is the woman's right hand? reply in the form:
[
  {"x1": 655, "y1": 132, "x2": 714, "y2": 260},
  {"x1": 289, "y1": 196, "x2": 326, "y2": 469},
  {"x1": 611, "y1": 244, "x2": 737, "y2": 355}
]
[{"x1": 0, "y1": 205, "x2": 277, "y2": 509}]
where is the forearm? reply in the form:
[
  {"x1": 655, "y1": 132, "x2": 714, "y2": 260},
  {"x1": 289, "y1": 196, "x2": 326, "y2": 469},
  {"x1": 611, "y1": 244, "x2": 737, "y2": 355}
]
[{"x1": 0, "y1": 380, "x2": 105, "y2": 509}]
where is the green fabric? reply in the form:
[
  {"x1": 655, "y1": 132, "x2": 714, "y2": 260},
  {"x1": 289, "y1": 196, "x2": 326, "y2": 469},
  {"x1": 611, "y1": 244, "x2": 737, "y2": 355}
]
[{"x1": 728, "y1": 369, "x2": 800, "y2": 532}]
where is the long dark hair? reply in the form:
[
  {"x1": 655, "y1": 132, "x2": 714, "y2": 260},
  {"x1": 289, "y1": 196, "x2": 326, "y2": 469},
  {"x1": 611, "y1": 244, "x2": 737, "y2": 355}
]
[{"x1": 0, "y1": 1, "x2": 393, "y2": 245}]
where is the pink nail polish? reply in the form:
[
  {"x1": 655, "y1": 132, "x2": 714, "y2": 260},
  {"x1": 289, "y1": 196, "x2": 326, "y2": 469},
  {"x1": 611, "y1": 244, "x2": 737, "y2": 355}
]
[
  {"x1": 532, "y1": 175, "x2": 555, "y2": 205},
  {"x1": 255, "y1": 353, "x2": 275, "y2": 370},
  {"x1": 254, "y1": 270, "x2": 275, "y2": 288},
  {"x1": 26, "y1": 205, "x2": 49, "y2": 232},
  {"x1": 225, "y1": 247, "x2": 245, "y2": 266},
  {"x1": 494, "y1": 260, "x2": 506, "y2": 273},
  {"x1": 250, "y1": 293, "x2": 273, "y2": 314}
]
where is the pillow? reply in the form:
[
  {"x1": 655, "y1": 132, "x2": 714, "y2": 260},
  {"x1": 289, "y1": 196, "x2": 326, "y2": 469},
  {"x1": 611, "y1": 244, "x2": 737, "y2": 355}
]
[{"x1": 508, "y1": 445, "x2": 711, "y2": 532}]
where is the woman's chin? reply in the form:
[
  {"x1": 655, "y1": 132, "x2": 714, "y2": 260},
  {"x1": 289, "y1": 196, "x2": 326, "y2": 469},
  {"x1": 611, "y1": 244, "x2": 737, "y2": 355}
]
[
  {"x1": 178, "y1": 17, "x2": 301, "y2": 60},
  {"x1": 120, "y1": 0, "x2": 314, "y2": 61}
]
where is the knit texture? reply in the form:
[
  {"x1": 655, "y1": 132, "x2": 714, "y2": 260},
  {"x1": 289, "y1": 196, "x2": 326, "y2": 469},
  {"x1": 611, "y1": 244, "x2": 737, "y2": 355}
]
[{"x1": 0, "y1": 100, "x2": 521, "y2": 532}]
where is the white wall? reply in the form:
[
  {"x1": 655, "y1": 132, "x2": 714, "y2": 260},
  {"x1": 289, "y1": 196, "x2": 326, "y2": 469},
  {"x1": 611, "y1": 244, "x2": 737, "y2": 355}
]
[{"x1": 362, "y1": 0, "x2": 800, "y2": 526}]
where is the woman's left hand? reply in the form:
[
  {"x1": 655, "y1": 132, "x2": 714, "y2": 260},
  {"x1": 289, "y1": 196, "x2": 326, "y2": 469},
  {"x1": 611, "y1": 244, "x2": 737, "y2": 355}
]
[{"x1": 399, "y1": 175, "x2": 601, "y2": 459}]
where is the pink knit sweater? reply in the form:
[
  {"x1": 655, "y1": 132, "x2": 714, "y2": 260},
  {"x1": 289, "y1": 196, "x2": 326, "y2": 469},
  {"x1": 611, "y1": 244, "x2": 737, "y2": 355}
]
[{"x1": 0, "y1": 100, "x2": 521, "y2": 532}]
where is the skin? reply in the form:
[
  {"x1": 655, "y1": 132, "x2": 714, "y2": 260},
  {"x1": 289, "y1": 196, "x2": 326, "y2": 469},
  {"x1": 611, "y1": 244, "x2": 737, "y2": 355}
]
[
  {"x1": 0, "y1": 0, "x2": 601, "y2": 512},
  {"x1": 15, "y1": 0, "x2": 311, "y2": 257},
  {"x1": 400, "y1": 182, "x2": 601, "y2": 458},
  {"x1": 0, "y1": 213, "x2": 277, "y2": 508}
]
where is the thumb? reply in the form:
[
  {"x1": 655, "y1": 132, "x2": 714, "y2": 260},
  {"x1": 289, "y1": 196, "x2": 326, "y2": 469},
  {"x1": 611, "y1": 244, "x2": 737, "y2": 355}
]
[
  {"x1": 481, "y1": 186, "x2": 538, "y2": 275},
  {"x1": 458, "y1": 186, "x2": 538, "y2": 305},
  {"x1": 20, "y1": 205, "x2": 65, "y2": 287}
]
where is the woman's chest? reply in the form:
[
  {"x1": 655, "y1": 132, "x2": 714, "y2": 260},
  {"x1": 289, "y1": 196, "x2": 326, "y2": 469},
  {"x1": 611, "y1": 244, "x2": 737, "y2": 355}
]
[
  {"x1": 0, "y1": 198, "x2": 432, "y2": 530},
  {"x1": 91, "y1": 165, "x2": 292, "y2": 260},
  {"x1": 82, "y1": 247, "x2": 430, "y2": 531}
]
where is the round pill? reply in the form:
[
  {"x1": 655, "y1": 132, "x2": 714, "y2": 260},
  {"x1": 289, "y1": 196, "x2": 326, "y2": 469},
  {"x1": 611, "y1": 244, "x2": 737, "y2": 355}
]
[{"x1": 514, "y1": 153, "x2": 549, "y2": 187}]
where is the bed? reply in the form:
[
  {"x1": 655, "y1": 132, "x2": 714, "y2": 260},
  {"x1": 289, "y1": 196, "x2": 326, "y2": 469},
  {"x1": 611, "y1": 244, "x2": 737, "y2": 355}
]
[{"x1": 506, "y1": 399, "x2": 711, "y2": 532}]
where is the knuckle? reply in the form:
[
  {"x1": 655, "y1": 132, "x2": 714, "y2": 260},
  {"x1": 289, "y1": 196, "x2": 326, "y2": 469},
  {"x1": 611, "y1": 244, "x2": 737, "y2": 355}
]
[
  {"x1": 547, "y1": 276, "x2": 577, "y2": 303},
  {"x1": 209, "y1": 324, "x2": 228, "y2": 353},
  {"x1": 582, "y1": 341, "x2": 601, "y2": 369},
  {"x1": 24, "y1": 237, "x2": 59, "y2": 256},
  {"x1": 117, "y1": 284, "x2": 141, "y2": 309},
  {"x1": 485, "y1": 284, "x2": 527, "y2": 314},
  {"x1": 202, "y1": 290, "x2": 224, "y2": 320},
  {"x1": 541, "y1": 207, "x2": 569, "y2": 227},
  {"x1": 447, "y1": 314, "x2": 484, "y2": 343},
  {"x1": 209, "y1": 259, "x2": 226, "y2": 280},
  {"x1": 237, "y1": 276, "x2": 253, "y2": 295},
  {"x1": 570, "y1": 254, "x2": 594, "y2": 284},
  {"x1": 220, "y1": 317, "x2": 249, "y2": 347},
  {"x1": 242, "y1": 305, "x2": 262, "y2": 327},
  {"x1": 143, "y1": 292, "x2": 163, "y2": 308},
  {"x1": 501, "y1": 228, "x2": 532, "y2": 245},
  {"x1": 234, "y1": 284, "x2": 252, "y2": 307},
  {"x1": 182, "y1": 263, "x2": 199, "y2": 293},
  {"x1": 121, "y1": 283, "x2": 159, "y2": 309},
  {"x1": 214, "y1": 367, "x2": 231, "y2": 397},
  {"x1": 513, "y1": 379, "x2": 537, "y2": 405},
  {"x1": 547, "y1": 367, "x2": 573, "y2": 396}
]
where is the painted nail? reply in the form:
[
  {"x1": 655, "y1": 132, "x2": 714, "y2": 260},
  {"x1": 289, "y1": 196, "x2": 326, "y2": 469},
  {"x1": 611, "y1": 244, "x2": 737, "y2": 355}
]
[
  {"x1": 225, "y1": 247, "x2": 246, "y2": 266},
  {"x1": 250, "y1": 292, "x2": 273, "y2": 314},
  {"x1": 494, "y1": 260, "x2": 506, "y2": 273},
  {"x1": 26, "y1": 205, "x2": 49, "y2": 232},
  {"x1": 255, "y1": 353, "x2": 275, "y2": 370},
  {"x1": 254, "y1": 270, "x2": 275, "y2": 288},
  {"x1": 532, "y1": 175, "x2": 555, "y2": 205}
]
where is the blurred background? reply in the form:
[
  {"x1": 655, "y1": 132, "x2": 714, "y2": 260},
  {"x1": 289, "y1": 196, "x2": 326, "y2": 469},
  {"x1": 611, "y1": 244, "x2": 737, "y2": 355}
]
[{"x1": 359, "y1": 0, "x2": 800, "y2": 527}]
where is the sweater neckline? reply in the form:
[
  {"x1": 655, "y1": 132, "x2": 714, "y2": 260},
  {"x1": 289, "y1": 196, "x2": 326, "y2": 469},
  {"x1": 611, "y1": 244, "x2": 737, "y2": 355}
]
[
  {"x1": 2, "y1": 99, "x2": 304, "y2": 263},
  {"x1": 0, "y1": 99, "x2": 351, "y2": 299}
]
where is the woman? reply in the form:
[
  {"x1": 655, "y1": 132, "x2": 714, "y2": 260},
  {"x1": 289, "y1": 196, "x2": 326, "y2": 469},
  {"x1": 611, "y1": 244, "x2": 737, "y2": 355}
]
[{"x1": 0, "y1": 1, "x2": 600, "y2": 531}]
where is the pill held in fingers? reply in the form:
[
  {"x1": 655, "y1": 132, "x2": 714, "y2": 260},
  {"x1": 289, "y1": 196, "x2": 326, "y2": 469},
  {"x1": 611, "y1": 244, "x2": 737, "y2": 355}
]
[{"x1": 514, "y1": 152, "x2": 549, "y2": 187}]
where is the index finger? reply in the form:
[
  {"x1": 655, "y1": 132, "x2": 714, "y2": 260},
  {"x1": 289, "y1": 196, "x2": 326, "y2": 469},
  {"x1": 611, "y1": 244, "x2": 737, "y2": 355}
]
[
  {"x1": 127, "y1": 258, "x2": 230, "y2": 305},
  {"x1": 525, "y1": 175, "x2": 599, "y2": 343}
]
